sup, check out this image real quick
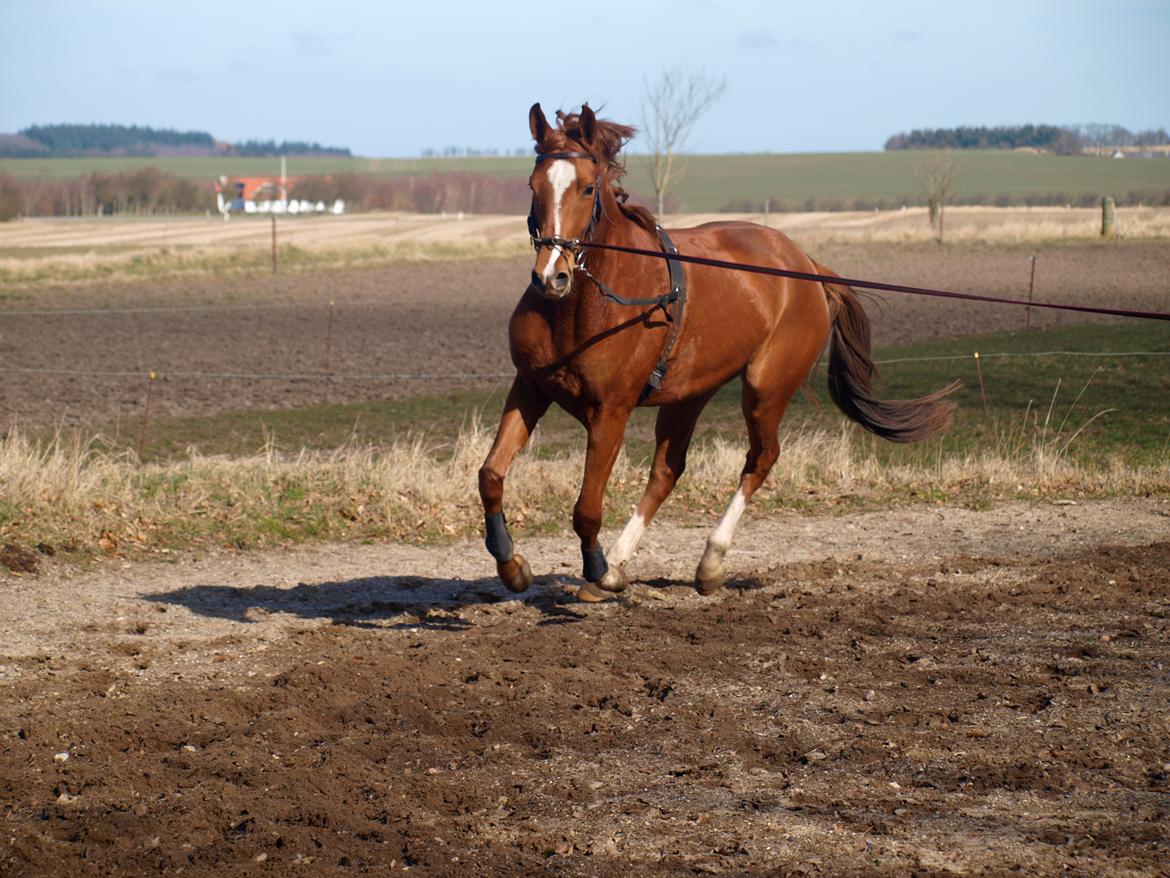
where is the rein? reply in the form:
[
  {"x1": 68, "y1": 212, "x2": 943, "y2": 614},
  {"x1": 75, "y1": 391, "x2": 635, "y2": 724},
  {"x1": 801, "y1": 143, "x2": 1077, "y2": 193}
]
[{"x1": 573, "y1": 240, "x2": 1170, "y2": 323}]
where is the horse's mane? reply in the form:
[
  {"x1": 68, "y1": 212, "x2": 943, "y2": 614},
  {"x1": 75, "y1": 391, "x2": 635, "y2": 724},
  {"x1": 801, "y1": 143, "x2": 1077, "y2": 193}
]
[{"x1": 538, "y1": 106, "x2": 658, "y2": 235}]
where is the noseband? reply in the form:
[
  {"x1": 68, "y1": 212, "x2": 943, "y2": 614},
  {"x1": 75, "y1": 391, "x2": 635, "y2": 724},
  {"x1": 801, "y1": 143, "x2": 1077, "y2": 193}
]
[{"x1": 527, "y1": 150, "x2": 602, "y2": 255}]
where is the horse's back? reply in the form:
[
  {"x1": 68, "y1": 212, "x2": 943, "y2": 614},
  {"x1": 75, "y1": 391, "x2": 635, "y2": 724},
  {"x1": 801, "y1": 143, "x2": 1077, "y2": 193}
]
[{"x1": 650, "y1": 219, "x2": 831, "y2": 401}]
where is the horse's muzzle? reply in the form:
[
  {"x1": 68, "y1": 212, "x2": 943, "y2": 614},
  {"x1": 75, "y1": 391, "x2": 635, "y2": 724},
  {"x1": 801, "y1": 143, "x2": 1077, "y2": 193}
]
[{"x1": 534, "y1": 269, "x2": 572, "y2": 300}]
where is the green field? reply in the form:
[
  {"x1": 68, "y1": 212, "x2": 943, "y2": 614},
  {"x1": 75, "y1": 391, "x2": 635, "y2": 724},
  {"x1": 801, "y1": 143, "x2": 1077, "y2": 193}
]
[{"x1": 3, "y1": 151, "x2": 1168, "y2": 212}]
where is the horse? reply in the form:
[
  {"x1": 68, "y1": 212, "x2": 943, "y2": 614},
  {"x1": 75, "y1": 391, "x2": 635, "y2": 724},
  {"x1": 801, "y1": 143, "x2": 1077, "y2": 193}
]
[{"x1": 478, "y1": 103, "x2": 957, "y2": 602}]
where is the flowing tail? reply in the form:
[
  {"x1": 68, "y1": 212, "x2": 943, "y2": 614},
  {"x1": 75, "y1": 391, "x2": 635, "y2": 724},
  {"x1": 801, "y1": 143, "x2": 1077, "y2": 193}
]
[{"x1": 817, "y1": 263, "x2": 958, "y2": 443}]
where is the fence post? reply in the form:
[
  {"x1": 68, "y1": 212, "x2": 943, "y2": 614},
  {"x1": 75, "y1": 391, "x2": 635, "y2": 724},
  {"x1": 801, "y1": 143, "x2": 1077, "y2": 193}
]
[
  {"x1": 271, "y1": 214, "x2": 278, "y2": 272},
  {"x1": 973, "y1": 352, "x2": 989, "y2": 417},
  {"x1": 137, "y1": 370, "x2": 157, "y2": 460},
  {"x1": 1101, "y1": 196, "x2": 1115, "y2": 238},
  {"x1": 1026, "y1": 255, "x2": 1037, "y2": 330},
  {"x1": 324, "y1": 300, "x2": 335, "y2": 372}
]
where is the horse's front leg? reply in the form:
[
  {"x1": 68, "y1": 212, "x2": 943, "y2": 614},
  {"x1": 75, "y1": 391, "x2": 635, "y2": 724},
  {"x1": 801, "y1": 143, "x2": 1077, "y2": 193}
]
[
  {"x1": 573, "y1": 408, "x2": 632, "y2": 602},
  {"x1": 478, "y1": 375, "x2": 550, "y2": 592}
]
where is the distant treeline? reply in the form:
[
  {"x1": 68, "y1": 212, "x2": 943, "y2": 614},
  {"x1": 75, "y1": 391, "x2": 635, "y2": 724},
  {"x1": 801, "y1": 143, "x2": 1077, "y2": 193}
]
[
  {"x1": 884, "y1": 124, "x2": 1170, "y2": 154},
  {"x1": 0, "y1": 170, "x2": 532, "y2": 219},
  {"x1": 233, "y1": 139, "x2": 351, "y2": 158},
  {"x1": 0, "y1": 168, "x2": 209, "y2": 219},
  {"x1": 0, "y1": 124, "x2": 352, "y2": 158},
  {"x1": 4, "y1": 166, "x2": 1169, "y2": 222}
]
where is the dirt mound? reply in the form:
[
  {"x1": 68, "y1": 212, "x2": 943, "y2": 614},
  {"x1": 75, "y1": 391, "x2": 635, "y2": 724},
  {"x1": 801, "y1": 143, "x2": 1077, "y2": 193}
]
[{"x1": 2, "y1": 499, "x2": 1167, "y2": 875}]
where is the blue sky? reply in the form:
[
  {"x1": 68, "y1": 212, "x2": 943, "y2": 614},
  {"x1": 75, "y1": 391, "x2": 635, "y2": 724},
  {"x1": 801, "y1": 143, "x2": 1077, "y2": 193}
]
[{"x1": 1, "y1": 0, "x2": 1167, "y2": 156}]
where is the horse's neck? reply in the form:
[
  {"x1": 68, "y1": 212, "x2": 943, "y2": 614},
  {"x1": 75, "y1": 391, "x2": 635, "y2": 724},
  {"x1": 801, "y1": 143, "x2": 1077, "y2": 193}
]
[{"x1": 584, "y1": 206, "x2": 658, "y2": 294}]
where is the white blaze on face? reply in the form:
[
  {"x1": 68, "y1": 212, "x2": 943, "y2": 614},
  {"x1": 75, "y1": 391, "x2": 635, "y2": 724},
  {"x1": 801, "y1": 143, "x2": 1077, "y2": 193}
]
[{"x1": 542, "y1": 159, "x2": 576, "y2": 281}]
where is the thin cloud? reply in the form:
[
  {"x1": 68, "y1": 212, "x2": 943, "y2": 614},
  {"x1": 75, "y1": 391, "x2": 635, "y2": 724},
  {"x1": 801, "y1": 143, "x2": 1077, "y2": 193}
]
[
  {"x1": 290, "y1": 31, "x2": 346, "y2": 57},
  {"x1": 737, "y1": 29, "x2": 778, "y2": 49},
  {"x1": 894, "y1": 30, "x2": 920, "y2": 43},
  {"x1": 156, "y1": 67, "x2": 200, "y2": 84}
]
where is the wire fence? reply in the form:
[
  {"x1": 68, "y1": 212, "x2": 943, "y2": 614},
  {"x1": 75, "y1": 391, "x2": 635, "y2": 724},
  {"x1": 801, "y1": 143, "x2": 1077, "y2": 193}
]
[
  {"x1": 0, "y1": 301, "x2": 396, "y2": 316},
  {"x1": 3, "y1": 349, "x2": 1168, "y2": 383},
  {"x1": 1, "y1": 367, "x2": 516, "y2": 381},
  {"x1": 4, "y1": 254, "x2": 1167, "y2": 456}
]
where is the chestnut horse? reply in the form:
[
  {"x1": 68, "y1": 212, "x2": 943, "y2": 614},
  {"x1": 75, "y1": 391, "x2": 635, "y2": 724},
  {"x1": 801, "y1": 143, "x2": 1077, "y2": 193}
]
[{"x1": 479, "y1": 103, "x2": 956, "y2": 601}]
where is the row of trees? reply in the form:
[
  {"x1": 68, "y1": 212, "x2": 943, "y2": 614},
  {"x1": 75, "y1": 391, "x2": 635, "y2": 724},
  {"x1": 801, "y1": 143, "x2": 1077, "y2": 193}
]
[
  {"x1": 1068, "y1": 124, "x2": 1170, "y2": 148},
  {"x1": 231, "y1": 140, "x2": 351, "y2": 157},
  {"x1": 0, "y1": 168, "x2": 209, "y2": 219},
  {"x1": 420, "y1": 146, "x2": 531, "y2": 158},
  {"x1": 288, "y1": 172, "x2": 531, "y2": 214},
  {"x1": 885, "y1": 124, "x2": 1170, "y2": 153},
  {"x1": 0, "y1": 124, "x2": 352, "y2": 158},
  {"x1": 0, "y1": 170, "x2": 535, "y2": 220},
  {"x1": 16, "y1": 123, "x2": 215, "y2": 155}
]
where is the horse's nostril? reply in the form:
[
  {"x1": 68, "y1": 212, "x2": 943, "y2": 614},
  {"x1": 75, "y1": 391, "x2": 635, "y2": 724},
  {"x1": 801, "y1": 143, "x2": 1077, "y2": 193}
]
[{"x1": 553, "y1": 272, "x2": 570, "y2": 292}]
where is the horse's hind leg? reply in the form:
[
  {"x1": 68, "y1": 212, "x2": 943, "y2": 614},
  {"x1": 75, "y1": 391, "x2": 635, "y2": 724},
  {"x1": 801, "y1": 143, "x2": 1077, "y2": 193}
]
[
  {"x1": 599, "y1": 393, "x2": 713, "y2": 593},
  {"x1": 695, "y1": 370, "x2": 803, "y2": 594}
]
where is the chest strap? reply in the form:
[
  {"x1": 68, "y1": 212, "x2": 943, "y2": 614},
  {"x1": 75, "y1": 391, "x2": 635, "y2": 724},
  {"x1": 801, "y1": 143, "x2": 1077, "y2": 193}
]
[{"x1": 577, "y1": 226, "x2": 687, "y2": 403}]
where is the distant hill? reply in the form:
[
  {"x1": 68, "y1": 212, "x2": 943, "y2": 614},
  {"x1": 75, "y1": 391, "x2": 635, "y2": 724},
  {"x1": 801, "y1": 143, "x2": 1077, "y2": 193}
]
[{"x1": 0, "y1": 124, "x2": 352, "y2": 158}]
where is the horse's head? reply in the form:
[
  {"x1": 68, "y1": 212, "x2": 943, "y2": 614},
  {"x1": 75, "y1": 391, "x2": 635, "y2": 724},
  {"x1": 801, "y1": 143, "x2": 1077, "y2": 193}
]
[{"x1": 527, "y1": 103, "x2": 605, "y2": 300}]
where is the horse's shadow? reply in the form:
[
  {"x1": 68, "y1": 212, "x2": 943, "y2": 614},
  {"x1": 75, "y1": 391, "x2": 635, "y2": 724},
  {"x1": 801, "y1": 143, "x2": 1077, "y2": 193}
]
[{"x1": 144, "y1": 572, "x2": 595, "y2": 631}]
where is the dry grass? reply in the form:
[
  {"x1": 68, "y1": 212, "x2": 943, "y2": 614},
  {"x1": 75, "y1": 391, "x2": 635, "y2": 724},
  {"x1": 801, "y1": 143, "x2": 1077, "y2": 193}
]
[
  {"x1": 3, "y1": 422, "x2": 1166, "y2": 565},
  {"x1": 2, "y1": 206, "x2": 1167, "y2": 289},
  {"x1": 0, "y1": 240, "x2": 529, "y2": 288},
  {"x1": 681, "y1": 205, "x2": 1170, "y2": 245}
]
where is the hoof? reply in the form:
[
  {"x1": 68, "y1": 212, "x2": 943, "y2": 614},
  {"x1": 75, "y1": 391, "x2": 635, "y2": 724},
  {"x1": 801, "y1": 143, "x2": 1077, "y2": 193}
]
[
  {"x1": 497, "y1": 554, "x2": 533, "y2": 593},
  {"x1": 576, "y1": 581, "x2": 613, "y2": 603},
  {"x1": 695, "y1": 573, "x2": 724, "y2": 596},
  {"x1": 598, "y1": 565, "x2": 629, "y2": 594}
]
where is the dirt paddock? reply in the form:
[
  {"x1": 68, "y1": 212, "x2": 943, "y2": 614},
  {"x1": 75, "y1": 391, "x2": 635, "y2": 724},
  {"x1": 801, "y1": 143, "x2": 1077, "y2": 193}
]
[{"x1": 2, "y1": 499, "x2": 1168, "y2": 875}]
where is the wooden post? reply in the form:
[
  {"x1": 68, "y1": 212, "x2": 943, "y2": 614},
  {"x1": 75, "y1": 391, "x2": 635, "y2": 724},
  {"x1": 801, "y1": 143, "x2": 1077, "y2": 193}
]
[
  {"x1": 1025, "y1": 255, "x2": 1037, "y2": 330},
  {"x1": 973, "y1": 352, "x2": 988, "y2": 417},
  {"x1": 271, "y1": 214, "x2": 278, "y2": 272},
  {"x1": 763, "y1": 198, "x2": 770, "y2": 227},
  {"x1": 137, "y1": 371, "x2": 157, "y2": 460},
  {"x1": 324, "y1": 300, "x2": 335, "y2": 372},
  {"x1": 1101, "y1": 196, "x2": 1115, "y2": 238}
]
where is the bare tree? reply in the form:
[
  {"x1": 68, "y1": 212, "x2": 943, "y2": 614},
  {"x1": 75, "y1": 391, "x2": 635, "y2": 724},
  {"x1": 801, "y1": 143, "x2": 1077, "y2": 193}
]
[
  {"x1": 914, "y1": 151, "x2": 960, "y2": 243},
  {"x1": 641, "y1": 67, "x2": 726, "y2": 216}
]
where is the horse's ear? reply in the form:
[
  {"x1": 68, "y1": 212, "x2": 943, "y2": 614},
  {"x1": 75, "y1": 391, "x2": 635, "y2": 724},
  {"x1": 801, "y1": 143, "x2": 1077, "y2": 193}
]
[
  {"x1": 579, "y1": 104, "x2": 596, "y2": 145},
  {"x1": 529, "y1": 103, "x2": 549, "y2": 143}
]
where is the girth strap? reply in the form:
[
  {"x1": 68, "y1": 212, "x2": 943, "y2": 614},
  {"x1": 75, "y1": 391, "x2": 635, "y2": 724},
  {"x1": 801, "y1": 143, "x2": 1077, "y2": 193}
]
[
  {"x1": 578, "y1": 226, "x2": 687, "y2": 403},
  {"x1": 640, "y1": 226, "x2": 687, "y2": 402}
]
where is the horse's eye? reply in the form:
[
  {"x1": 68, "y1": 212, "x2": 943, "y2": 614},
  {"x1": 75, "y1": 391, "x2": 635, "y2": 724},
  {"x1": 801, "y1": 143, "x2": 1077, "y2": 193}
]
[{"x1": 583, "y1": 185, "x2": 595, "y2": 196}]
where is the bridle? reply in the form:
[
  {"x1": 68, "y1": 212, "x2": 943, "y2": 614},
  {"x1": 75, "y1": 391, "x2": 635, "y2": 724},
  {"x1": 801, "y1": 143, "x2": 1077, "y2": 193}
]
[
  {"x1": 526, "y1": 147, "x2": 689, "y2": 402},
  {"x1": 527, "y1": 150, "x2": 603, "y2": 259}
]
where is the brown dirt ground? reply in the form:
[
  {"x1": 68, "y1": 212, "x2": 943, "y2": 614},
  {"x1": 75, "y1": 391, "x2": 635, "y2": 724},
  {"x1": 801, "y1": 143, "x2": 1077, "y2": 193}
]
[
  {"x1": 2, "y1": 499, "x2": 1169, "y2": 876},
  {"x1": 3, "y1": 240, "x2": 1169, "y2": 430}
]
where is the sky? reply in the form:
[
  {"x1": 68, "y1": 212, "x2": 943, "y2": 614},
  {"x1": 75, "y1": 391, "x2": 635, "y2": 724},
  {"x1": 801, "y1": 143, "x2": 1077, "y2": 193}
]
[{"x1": 1, "y1": 0, "x2": 1167, "y2": 157}]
